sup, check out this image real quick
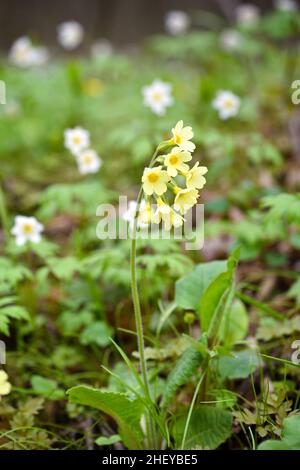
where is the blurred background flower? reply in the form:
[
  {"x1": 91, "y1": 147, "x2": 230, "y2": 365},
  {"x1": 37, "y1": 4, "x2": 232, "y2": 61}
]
[{"x1": 57, "y1": 20, "x2": 84, "y2": 50}]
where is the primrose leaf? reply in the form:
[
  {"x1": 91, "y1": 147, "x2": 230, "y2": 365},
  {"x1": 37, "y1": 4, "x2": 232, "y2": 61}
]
[
  {"x1": 161, "y1": 341, "x2": 206, "y2": 411},
  {"x1": 175, "y1": 261, "x2": 227, "y2": 310},
  {"x1": 67, "y1": 386, "x2": 144, "y2": 450},
  {"x1": 173, "y1": 406, "x2": 232, "y2": 449}
]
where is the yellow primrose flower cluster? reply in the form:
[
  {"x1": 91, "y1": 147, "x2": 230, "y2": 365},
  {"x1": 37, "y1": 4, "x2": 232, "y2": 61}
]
[
  {"x1": 140, "y1": 120, "x2": 208, "y2": 230},
  {"x1": 0, "y1": 370, "x2": 11, "y2": 400}
]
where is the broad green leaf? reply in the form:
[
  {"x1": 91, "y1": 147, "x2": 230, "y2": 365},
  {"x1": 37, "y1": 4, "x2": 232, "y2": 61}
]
[
  {"x1": 209, "y1": 389, "x2": 237, "y2": 409},
  {"x1": 200, "y1": 271, "x2": 232, "y2": 332},
  {"x1": 219, "y1": 299, "x2": 249, "y2": 346},
  {"x1": 258, "y1": 415, "x2": 300, "y2": 450},
  {"x1": 279, "y1": 415, "x2": 300, "y2": 449},
  {"x1": 200, "y1": 249, "x2": 239, "y2": 334},
  {"x1": 67, "y1": 385, "x2": 144, "y2": 449},
  {"x1": 173, "y1": 406, "x2": 232, "y2": 449},
  {"x1": 215, "y1": 349, "x2": 261, "y2": 380},
  {"x1": 175, "y1": 261, "x2": 227, "y2": 310},
  {"x1": 258, "y1": 441, "x2": 290, "y2": 450}
]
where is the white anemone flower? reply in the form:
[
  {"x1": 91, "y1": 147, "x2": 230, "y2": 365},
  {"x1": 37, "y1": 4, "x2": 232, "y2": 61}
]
[
  {"x1": 28, "y1": 46, "x2": 49, "y2": 65},
  {"x1": 142, "y1": 80, "x2": 173, "y2": 115},
  {"x1": 274, "y1": 0, "x2": 297, "y2": 11},
  {"x1": 220, "y1": 29, "x2": 243, "y2": 52},
  {"x1": 77, "y1": 149, "x2": 102, "y2": 175},
  {"x1": 57, "y1": 21, "x2": 84, "y2": 50},
  {"x1": 122, "y1": 200, "x2": 149, "y2": 229},
  {"x1": 64, "y1": 127, "x2": 90, "y2": 156},
  {"x1": 165, "y1": 10, "x2": 190, "y2": 36},
  {"x1": 9, "y1": 37, "x2": 33, "y2": 67},
  {"x1": 236, "y1": 4, "x2": 260, "y2": 25},
  {"x1": 212, "y1": 90, "x2": 240, "y2": 120},
  {"x1": 11, "y1": 216, "x2": 44, "y2": 246},
  {"x1": 91, "y1": 39, "x2": 113, "y2": 59},
  {"x1": 9, "y1": 37, "x2": 48, "y2": 67}
]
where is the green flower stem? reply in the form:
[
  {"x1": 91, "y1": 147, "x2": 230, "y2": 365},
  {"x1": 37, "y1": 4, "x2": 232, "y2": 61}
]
[
  {"x1": 131, "y1": 188, "x2": 149, "y2": 387},
  {"x1": 0, "y1": 182, "x2": 9, "y2": 241},
  {"x1": 130, "y1": 143, "x2": 172, "y2": 449},
  {"x1": 131, "y1": 208, "x2": 156, "y2": 448},
  {"x1": 130, "y1": 155, "x2": 157, "y2": 449}
]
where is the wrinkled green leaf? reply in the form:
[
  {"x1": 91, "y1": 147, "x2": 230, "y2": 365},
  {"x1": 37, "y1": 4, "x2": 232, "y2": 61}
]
[
  {"x1": 67, "y1": 386, "x2": 144, "y2": 449},
  {"x1": 161, "y1": 341, "x2": 205, "y2": 411},
  {"x1": 173, "y1": 406, "x2": 232, "y2": 449}
]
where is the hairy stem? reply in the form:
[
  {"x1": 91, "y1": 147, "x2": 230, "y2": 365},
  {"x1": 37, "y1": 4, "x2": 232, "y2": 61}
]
[{"x1": 130, "y1": 148, "x2": 160, "y2": 448}]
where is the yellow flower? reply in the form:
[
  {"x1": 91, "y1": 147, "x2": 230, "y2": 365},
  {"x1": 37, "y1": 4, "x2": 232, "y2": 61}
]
[
  {"x1": 161, "y1": 208, "x2": 185, "y2": 230},
  {"x1": 0, "y1": 371, "x2": 11, "y2": 399},
  {"x1": 186, "y1": 162, "x2": 208, "y2": 189},
  {"x1": 83, "y1": 77, "x2": 104, "y2": 96},
  {"x1": 153, "y1": 197, "x2": 171, "y2": 223},
  {"x1": 164, "y1": 147, "x2": 192, "y2": 177},
  {"x1": 139, "y1": 202, "x2": 155, "y2": 225},
  {"x1": 142, "y1": 166, "x2": 170, "y2": 196},
  {"x1": 171, "y1": 120, "x2": 195, "y2": 152},
  {"x1": 174, "y1": 187, "x2": 198, "y2": 214}
]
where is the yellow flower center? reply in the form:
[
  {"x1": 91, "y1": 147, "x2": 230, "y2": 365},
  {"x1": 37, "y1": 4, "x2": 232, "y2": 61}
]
[
  {"x1": 16, "y1": 49, "x2": 27, "y2": 59},
  {"x1": 174, "y1": 134, "x2": 182, "y2": 145},
  {"x1": 152, "y1": 92, "x2": 162, "y2": 103},
  {"x1": 169, "y1": 155, "x2": 179, "y2": 165},
  {"x1": 22, "y1": 223, "x2": 33, "y2": 234},
  {"x1": 72, "y1": 135, "x2": 81, "y2": 145},
  {"x1": 83, "y1": 154, "x2": 93, "y2": 164},
  {"x1": 147, "y1": 172, "x2": 159, "y2": 183},
  {"x1": 223, "y1": 98, "x2": 234, "y2": 109}
]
